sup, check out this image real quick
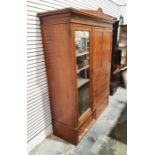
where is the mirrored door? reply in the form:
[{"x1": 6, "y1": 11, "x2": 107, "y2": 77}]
[{"x1": 75, "y1": 31, "x2": 91, "y2": 117}]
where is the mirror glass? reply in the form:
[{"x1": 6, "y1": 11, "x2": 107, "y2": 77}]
[{"x1": 75, "y1": 31, "x2": 91, "y2": 117}]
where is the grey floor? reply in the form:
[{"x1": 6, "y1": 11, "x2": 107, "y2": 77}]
[{"x1": 29, "y1": 87, "x2": 127, "y2": 155}]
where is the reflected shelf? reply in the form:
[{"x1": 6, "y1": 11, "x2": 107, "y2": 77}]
[
  {"x1": 76, "y1": 51, "x2": 89, "y2": 57},
  {"x1": 77, "y1": 65, "x2": 89, "y2": 73},
  {"x1": 78, "y1": 78, "x2": 90, "y2": 88}
]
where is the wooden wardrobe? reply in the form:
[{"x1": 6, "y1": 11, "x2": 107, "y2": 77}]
[{"x1": 38, "y1": 8, "x2": 114, "y2": 145}]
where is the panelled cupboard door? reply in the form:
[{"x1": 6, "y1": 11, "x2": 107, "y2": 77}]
[{"x1": 92, "y1": 27, "x2": 112, "y2": 110}]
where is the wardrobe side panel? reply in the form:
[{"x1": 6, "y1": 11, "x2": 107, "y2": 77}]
[{"x1": 40, "y1": 21, "x2": 76, "y2": 127}]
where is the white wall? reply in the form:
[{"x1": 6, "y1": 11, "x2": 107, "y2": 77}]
[
  {"x1": 119, "y1": 5, "x2": 127, "y2": 25},
  {"x1": 27, "y1": 0, "x2": 121, "y2": 153},
  {"x1": 112, "y1": 0, "x2": 127, "y2": 5}
]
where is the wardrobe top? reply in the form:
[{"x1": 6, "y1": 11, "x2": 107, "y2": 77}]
[{"x1": 38, "y1": 7, "x2": 115, "y2": 23}]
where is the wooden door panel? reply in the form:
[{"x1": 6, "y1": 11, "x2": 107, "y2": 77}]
[
  {"x1": 102, "y1": 31, "x2": 112, "y2": 88},
  {"x1": 93, "y1": 28, "x2": 112, "y2": 110},
  {"x1": 93, "y1": 30, "x2": 103, "y2": 72},
  {"x1": 103, "y1": 32, "x2": 112, "y2": 74}
]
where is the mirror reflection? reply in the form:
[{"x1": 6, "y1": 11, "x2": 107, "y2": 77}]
[{"x1": 75, "y1": 31, "x2": 91, "y2": 117}]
